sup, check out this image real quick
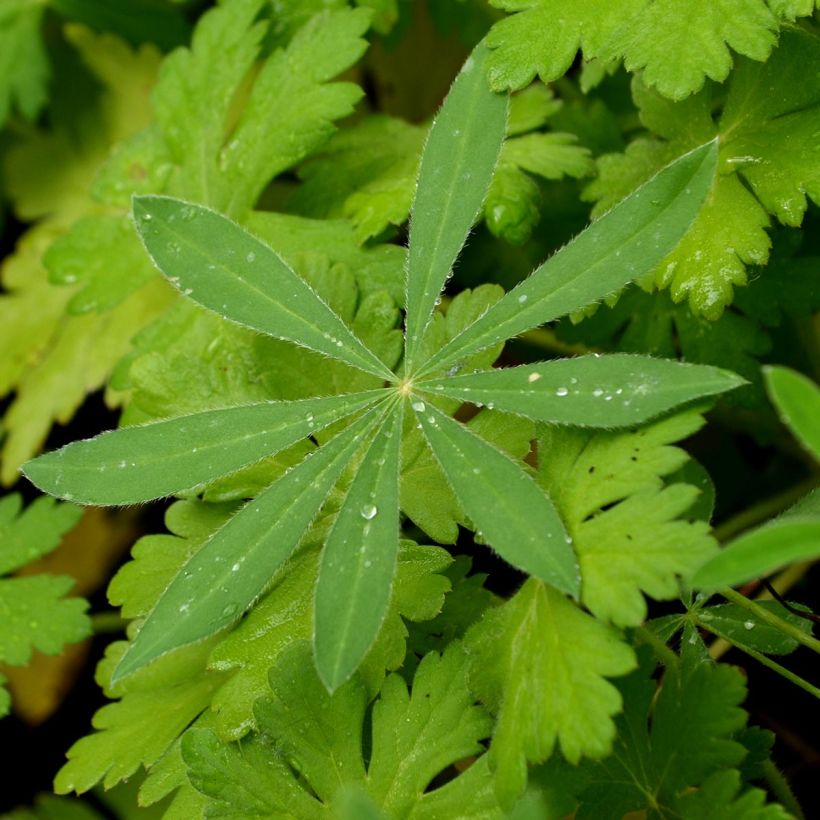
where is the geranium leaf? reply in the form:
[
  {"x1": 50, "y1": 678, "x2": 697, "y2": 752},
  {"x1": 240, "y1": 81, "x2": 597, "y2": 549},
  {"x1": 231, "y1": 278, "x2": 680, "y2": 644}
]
[
  {"x1": 403, "y1": 41, "x2": 508, "y2": 371},
  {"x1": 416, "y1": 140, "x2": 718, "y2": 377},
  {"x1": 417, "y1": 354, "x2": 744, "y2": 427},
  {"x1": 22, "y1": 391, "x2": 385, "y2": 505},
  {"x1": 132, "y1": 195, "x2": 394, "y2": 381},
  {"x1": 315, "y1": 401, "x2": 404, "y2": 691},
  {"x1": 111, "y1": 402, "x2": 389, "y2": 684},
  {"x1": 411, "y1": 399, "x2": 579, "y2": 595}
]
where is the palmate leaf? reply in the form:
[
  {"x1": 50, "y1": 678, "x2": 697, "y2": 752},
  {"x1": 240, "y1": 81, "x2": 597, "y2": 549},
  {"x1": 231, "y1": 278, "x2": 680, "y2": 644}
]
[
  {"x1": 417, "y1": 354, "x2": 743, "y2": 428},
  {"x1": 412, "y1": 400, "x2": 579, "y2": 596},
  {"x1": 403, "y1": 40, "x2": 509, "y2": 370},
  {"x1": 22, "y1": 391, "x2": 385, "y2": 505},
  {"x1": 24, "y1": 42, "x2": 735, "y2": 690},
  {"x1": 415, "y1": 139, "x2": 718, "y2": 377},
  {"x1": 133, "y1": 197, "x2": 394, "y2": 381},
  {"x1": 315, "y1": 400, "x2": 404, "y2": 690},
  {"x1": 111, "y1": 402, "x2": 391, "y2": 683}
]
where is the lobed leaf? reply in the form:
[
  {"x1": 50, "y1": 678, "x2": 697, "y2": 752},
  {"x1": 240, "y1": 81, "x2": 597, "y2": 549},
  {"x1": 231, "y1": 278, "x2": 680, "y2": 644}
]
[
  {"x1": 23, "y1": 390, "x2": 385, "y2": 505},
  {"x1": 411, "y1": 399, "x2": 579, "y2": 595},
  {"x1": 416, "y1": 140, "x2": 719, "y2": 377},
  {"x1": 418, "y1": 354, "x2": 744, "y2": 427},
  {"x1": 133, "y1": 196, "x2": 394, "y2": 381},
  {"x1": 466, "y1": 579, "x2": 635, "y2": 804},
  {"x1": 112, "y1": 402, "x2": 389, "y2": 683},
  {"x1": 315, "y1": 401, "x2": 404, "y2": 691},
  {"x1": 403, "y1": 41, "x2": 508, "y2": 370}
]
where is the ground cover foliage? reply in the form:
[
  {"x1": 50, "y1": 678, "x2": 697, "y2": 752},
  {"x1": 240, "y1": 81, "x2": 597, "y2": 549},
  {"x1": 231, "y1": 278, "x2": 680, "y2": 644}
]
[{"x1": 1, "y1": 1, "x2": 819, "y2": 818}]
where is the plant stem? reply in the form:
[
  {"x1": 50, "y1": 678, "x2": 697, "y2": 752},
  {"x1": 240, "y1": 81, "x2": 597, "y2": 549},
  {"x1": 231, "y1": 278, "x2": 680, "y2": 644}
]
[
  {"x1": 634, "y1": 624, "x2": 679, "y2": 669},
  {"x1": 90, "y1": 611, "x2": 126, "y2": 634},
  {"x1": 710, "y1": 629, "x2": 820, "y2": 699},
  {"x1": 762, "y1": 759, "x2": 805, "y2": 820},
  {"x1": 708, "y1": 561, "x2": 814, "y2": 660},
  {"x1": 720, "y1": 587, "x2": 820, "y2": 656},
  {"x1": 713, "y1": 476, "x2": 819, "y2": 543}
]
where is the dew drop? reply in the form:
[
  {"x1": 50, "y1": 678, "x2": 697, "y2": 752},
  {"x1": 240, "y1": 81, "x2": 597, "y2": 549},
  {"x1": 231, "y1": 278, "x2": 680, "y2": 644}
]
[
  {"x1": 411, "y1": 400, "x2": 426, "y2": 412},
  {"x1": 743, "y1": 620, "x2": 755, "y2": 631},
  {"x1": 222, "y1": 603, "x2": 239, "y2": 618},
  {"x1": 555, "y1": 386, "x2": 569, "y2": 397},
  {"x1": 246, "y1": 251, "x2": 256, "y2": 263},
  {"x1": 528, "y1": 372, "x2": 542, "y2": 383},
  {"x1": 360, "y1": 504, "x2": 378, "y2": 520},
  {"x1": 517, "y1": 293, "x2": 528, "y2": 304},
  {"x1": 592, "y1": 388, "x2": 604, "y2": 397},
  {"x1": 231, "y1": 562, "x2": 241, "y2": 572}
]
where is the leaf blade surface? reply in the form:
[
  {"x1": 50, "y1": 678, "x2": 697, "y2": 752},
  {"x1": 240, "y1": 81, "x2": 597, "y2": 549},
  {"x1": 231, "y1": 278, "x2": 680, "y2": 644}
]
[
  {"x1": 112, "y1": 403, "x2": 388, "y2": 683},
  {"x1": 412, "y1": 400, "x2": 579, "y2": 595},
  {"x1": 418, "y1": 140, "x2": 719, "y2": 376},
  {"x1": 133, "y1": 196, "x2": 393, "y2": 380},
  {"x1": 418, "y1": 354, "x2": 743, "y2": 427},
  {"x1": 403, "y1": 42, "x2": 508, "y2": 370},
  {"x1": 23, "y1": 391, "x2": 386, "y2": 504},
  {"x1": 315, "y1": 401, "x2": 404, "y2": 691}
]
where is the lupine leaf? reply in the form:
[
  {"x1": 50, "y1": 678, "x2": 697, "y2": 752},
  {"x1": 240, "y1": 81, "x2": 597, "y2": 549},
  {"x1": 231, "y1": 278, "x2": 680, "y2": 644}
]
[
  {"x1": 403, "y1": 42, "x2": 508, "y2": 370},
  {"x1": 763, "y1": 366, "x2": 820, "y2": 461},
  {"x1": 111, "y1": 403, "x2": 388, "y2": 683},
  {"x1": 416, "y1": 140, "x2": 718, "y2": 377},
  {"x1": 465, "y1": 578, "x2": 636, "y2": 805},
  {"x1": 412, "y1": 399, "x2": 579, "y2": 595},
  {"x1": 133, "y1": 196, "x2": 394, "y2": 380},
  {"x1": 418, "y1": 354, "x2": 743, "y2": 427},
  {"x1": 208, "y1": 541, "x2": 451, "y2": 740},
  {"x1": 315, "y1": 401, "x2": 404, "y2": 691},
  {"x1": 23, "y1": 391, "x2": 384, "y2": 505}
]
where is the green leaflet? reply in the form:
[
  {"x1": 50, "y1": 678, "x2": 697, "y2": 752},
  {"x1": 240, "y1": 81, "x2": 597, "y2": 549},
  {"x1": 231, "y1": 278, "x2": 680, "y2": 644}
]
[
  {"x1": 416, "y1": 140, "x2": 719, "y2": 378},
  {"x1": 111, "y1": 402, "x2": 389, "y2": 683},
  {"x1": 403, "y1": 41, "x2": 508, "y2": 370},
  {"x1": 315, "y1": 401, "x2": 404, "y2": 691},
  {"x1": 412, "y1": 399, "x2": 579, "y2": 596},
  {"x1": 692, "y1": 512, "x2": 820, "y2": 590},
  {"x1": 133, "y1": 196, "x2": 394, "y2": 381},
  {"x1": 417, "y1": 354, "x2": 744, "y2": 427},
  {"x1": 22, "y1": 391, "x2": 384, "y2": 505},
  {"x1": 764, "y1": 366, "x2": 820, "y2": 461}
]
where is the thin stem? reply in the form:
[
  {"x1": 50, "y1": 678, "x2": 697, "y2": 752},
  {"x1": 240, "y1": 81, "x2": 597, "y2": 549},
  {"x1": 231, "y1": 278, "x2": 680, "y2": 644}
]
[
  {"x1": 762, "y1": 760, "x2": 805, "y2": 820},
  {"x1": 708, "y1": 561, "x2": 814, "y2": 661},
  {"x1": 634, "y1": 624, "x2": 680, "y2": 669},
  {"x1": 712, "y1": 476, "x2": 819, "y2": 543},
  {"x1": 718, "y1": 634, "x2": 820, "y2": 699},
  {"x1": 720, "y1": 587, "x2": 820, "y2": 656},
  {"x1": 90, "y1": 612, "x2": 126, "y2": 634}
]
